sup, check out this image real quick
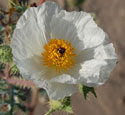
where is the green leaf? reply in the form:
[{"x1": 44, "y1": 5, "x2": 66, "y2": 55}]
[
  {"x1": 79, "y1": 84, "x2": 97, "y2": 100},
  {"x1": 0, "y1": 45, "x2": 13, "y2": 63},
  {"x1": 9, "y1": 63, "x2": 20, "y2": 75},
  {"x1": 63, "y1": 105, "x2": 73, "y2": 113},
  {"x1": 46, "y1": 97, "x2": 73, "y2": 115}
]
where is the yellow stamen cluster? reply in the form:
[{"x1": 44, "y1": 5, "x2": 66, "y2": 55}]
[{"x1": 42, "y1": 39, "x2": 76, "y2": 72}]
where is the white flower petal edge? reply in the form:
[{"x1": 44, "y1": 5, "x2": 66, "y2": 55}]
[
  {"x1": 33, "y1": 80, "x2": 77, "y2": 100},
  {"x1": 45, "y1": 83, "x2": 77, "y2": 100}
]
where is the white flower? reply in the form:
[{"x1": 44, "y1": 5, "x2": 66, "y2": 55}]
[{"x1": 11, "y1": 1, "x2": 117, "y2": 100}]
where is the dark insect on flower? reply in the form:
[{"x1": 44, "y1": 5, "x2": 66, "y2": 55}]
[{"x1": 58, "y1": 47, "x2": 66, "y2": 54}]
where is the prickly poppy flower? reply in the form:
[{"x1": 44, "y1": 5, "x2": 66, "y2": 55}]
[{"x1": 11, "y1": 1, "x2": 117, "y2": 99}]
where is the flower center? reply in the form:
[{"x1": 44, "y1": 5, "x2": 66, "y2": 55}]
[{"x1": 42, "y1": 39, "x2": 76, "y2": 72}]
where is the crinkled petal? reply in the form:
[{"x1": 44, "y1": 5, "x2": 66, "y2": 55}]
[
  {"x1": 11, "y1": 18, "x2": 45, "y2": 60},
  {"x1": 13, "y1": 54, "x2": 62, "y2": 83},
  {"x1": 11, "y1": 2, "x2": 62, "y2": 80},
  {"x1": 13, "y1": 55, "x2": 44, "y2": 79},
  {"x1": 11, "y1": 1, "x2": 62, "y2": 60},
  {"x1": 16, "y1": 7, "x2": 37, "y2": 29},
  {"x1": 37, "y1": 1, "x2": 62, "y2": 41},
  {"x1": 50, "y1": 10, "x2": 106, "y2": 53},
  {"x1": 52, "y1": 60, "x2": 116, "y2": 86},
  {"x1": 50, "y1": 11, "x2": 84, "y2": 54},
  {"x1": 78, "y1": 59, "x2": 117, "y2": 87},
  {"x1": 94, "y1": 43, "x2": 117, "y2": 60},
  {"x1": 16, "y1": 1, "x2": 62, "y2": 29},
  {"x1": 33, "y1": 80, "x2": 77, "y2": 100},
  {"x1": 51, "y1": 43, "x2": 117, "y2": 86}
]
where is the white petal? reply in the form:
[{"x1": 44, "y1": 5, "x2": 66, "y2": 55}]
[
  {"x1": 34, "y1": 80, "x2": 77, "y2": 100},
  {"x1": 16, "y1": 1, "x2": 62, "y2": 30},
  {"x1": 16, "y1": 7, "x2": 38, "y2": 29},
  {"x1": 19, "y1": 66, "x2": 77, "y2": 100},
  {"x1": 11, "y1": 18, "x2": 45, "y2": 60},
  {"x1": 50, "y1": 41, "x2": 117, "y2": 85},
  {"x1": 76, "y1": 41, "x2": 117, "y2": 64},
  {"x1": 11, "y1": 1, "x2": 62, "y2": 80},
  {"x1": 37, "y1": 1, "x2": 62, "y2": 41},
  {"x1": 50, "y1": 10, "x2": 106, "y2": 53},
  {"x1": 94, "y1": 43, "x2": 117, "y2": 60},
  {"x1": 14, "y1": 54, "x2": 60, "y2": 82},
  {"x1": 51, "y1": 59, "x2": 116, "y2": 86},
  {"x1": 13, "y1": 55, "x2": 43, "y2": 77},
  {"x1": 78, "y1": 59, "x2": 117, "y2": 87},
  {"x1": 11, "y1": 1, "x2": 62, "y2": 60},
  {"x1": 50, "y1": 64, "x2": 80, "y2": 84},
  {"x1": 50, "y1": 10, "x2": 84, "y2": 54}
]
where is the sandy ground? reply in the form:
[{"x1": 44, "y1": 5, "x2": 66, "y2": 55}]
[{"x1": 0, "y1": 0, "x2": 125, "y2": 115}]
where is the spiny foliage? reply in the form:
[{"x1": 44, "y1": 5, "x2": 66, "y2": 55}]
[
  {"x1": 0, "y1": 79, "x2": 10, "y2": 114},
  {"x1": 0, "y1": 25, "x2": 4, "y2": 44},
  {"x1": 6, "y1": 77, "x2": 36, "y2": 89},
  {"x1": 0, "y1": 79, "x2": 30, "y2": 114},
  {"x1": 9, "y1": 63, "x2": 19, "y2": 75},
  {"x1": 46, "y1": 97, "x2": 73, "y2": 115},
  {"x1": 14, "y1": 86, "x2": 30, "y2": 112},
  {"x1": 0, "y1": 45, "x2": 13, "y2": 64},
  {"x1": 79, "y1": 84, "x2": 97, "y2": 100}
]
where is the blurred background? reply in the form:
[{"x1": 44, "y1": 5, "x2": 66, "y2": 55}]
[{"x1": 0, "y1": 0, "x2": 125, "y2": 115}]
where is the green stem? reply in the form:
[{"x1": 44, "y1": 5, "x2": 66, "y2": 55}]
[
  {"x1": 45, "y1": 109, "x2": 55, "y2": 115},
  {"x1": 9, "y1": 85, "x2": 15, "y2": 115}
]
